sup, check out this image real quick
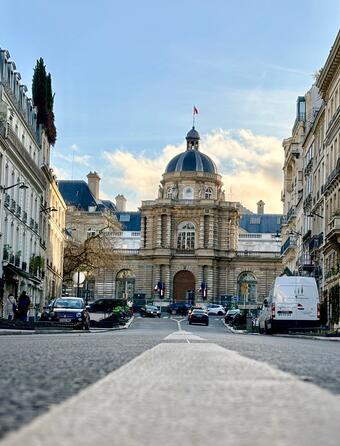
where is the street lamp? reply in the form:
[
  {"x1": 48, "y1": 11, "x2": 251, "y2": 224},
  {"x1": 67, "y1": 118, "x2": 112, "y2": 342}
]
[
  {"x1": 307, "y1": 212, "x2": 324, "y2": 219},
  {"x1": 0, "y1": 182, "x2": 28, "y2": 192},
  {"x1": 41, "y1": 206, "x2": 58, "y2": 214}
]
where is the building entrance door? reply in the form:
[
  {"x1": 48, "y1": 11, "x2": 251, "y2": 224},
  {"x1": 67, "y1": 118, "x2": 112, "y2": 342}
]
[{"x1": 173, "y1": 270, "x2": 195, "y2": 303}]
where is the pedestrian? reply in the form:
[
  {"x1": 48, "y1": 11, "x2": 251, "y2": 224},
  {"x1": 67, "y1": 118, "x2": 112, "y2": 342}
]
[
  {"x1": 17, "y1": 291, "x2": 30, "y2": 321},
  {"x1": 3, "y1": 294, "x2": 17, "y2": 320}
]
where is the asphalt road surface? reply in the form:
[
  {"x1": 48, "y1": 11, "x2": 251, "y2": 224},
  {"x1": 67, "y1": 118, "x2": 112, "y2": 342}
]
[{"x1": 0, "y1": 315, "x2": 340, "y2": 445}]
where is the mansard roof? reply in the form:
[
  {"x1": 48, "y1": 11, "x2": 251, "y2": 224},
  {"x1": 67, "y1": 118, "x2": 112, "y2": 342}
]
[
  {"x1": 239, "y1": 213, "x2": 283, "y2": 234},
  {"x1": 58, "y1": 180, "x2": 116, "y2": 213},
  {"x1": 117, "y1": 212, "x2": 141, "y2": 231}
]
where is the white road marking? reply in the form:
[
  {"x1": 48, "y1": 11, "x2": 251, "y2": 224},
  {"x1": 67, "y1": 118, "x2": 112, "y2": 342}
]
[
  {"x1": 163, "y1": 330, "x2": 205, "y2": 341},
  {"x1": 2, "y1": 343, "x2": 340, "y2": 446}
]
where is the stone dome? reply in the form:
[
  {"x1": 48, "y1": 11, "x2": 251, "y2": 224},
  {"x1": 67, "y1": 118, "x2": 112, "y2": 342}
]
[{"x1": 165, "y1": 149, "x2": 217, "y2": 174}]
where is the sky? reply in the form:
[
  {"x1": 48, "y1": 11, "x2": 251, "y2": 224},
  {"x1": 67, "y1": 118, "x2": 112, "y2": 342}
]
[{"x1": 1, "y1": 0, "x2": 340, "y2": 212}]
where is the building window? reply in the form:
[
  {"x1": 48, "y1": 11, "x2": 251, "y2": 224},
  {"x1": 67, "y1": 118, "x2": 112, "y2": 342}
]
[
  {"x1": 183, "y1": 187, "x2": 193, "y2": 199},
  {"x1": 205, "y1": 187, "x2": 213, "y2": 199},
  {"x1": 87, "y1": 228, "x2": 96, "y2": 238},
  {"x1": 177, "y1": 221, "x2": 195, "y2": 250}
]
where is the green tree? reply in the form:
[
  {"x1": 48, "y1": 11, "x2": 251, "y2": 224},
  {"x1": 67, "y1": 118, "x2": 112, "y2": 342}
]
[{"x1": 32, "y1": 58, "x2": 57, "y2": 145}]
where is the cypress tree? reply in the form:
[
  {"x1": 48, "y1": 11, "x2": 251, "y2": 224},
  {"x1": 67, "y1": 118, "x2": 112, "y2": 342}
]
[
  {"x1": 46, "y1": 73, "x2": 57, "y2": 145},
  {"x1": 32, "y1": 58, "x2": 48, "y2": 127},
  {"x1": 32, "y1": 58, "x2": 57, "y2": 145}
]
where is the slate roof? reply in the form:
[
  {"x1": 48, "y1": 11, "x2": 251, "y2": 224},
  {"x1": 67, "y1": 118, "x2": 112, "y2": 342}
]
[
  {"x1": 58, "y1": 180, "x2": 116, "y2": 213},
  {"x1": 240, "y1": 214, "x2": 283, "y2": 234},
  {"x1": 165, "y1": 150, "x2": 216, "y2": 174},
  {"x1": 117, "y1": 212, "x2": 141, "y2": 231}
]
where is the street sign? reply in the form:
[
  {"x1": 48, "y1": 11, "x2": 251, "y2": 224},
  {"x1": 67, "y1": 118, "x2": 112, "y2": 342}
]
[
  {"x1": 233, "y1": 296, "x2": 239, "y2": 302},
  {"x1": 72, "y1": 271, "x2": 86, "y2": 285}
]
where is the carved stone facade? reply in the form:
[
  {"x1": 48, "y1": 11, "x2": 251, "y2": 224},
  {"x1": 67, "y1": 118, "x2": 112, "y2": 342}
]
[{"x1": 100, "y1": 127, "x2": 282, "y2": 308}]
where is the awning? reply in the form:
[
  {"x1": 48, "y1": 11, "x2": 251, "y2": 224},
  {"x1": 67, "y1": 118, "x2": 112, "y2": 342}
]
[{"x1": 3, "y1": 263, "x2": 42, "y2": 284}]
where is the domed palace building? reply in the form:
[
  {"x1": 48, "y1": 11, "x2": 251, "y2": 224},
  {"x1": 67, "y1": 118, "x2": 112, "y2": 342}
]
[
  {"x1": 60, "y1": 127, "x2": 283, "y2": 308},
  {"x1": 117, "y1": 127, "x2": 282, "y2": 307}
]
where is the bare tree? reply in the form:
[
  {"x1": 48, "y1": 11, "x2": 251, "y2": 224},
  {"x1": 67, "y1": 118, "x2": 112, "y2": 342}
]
[{"x1": 63, "y1": 213, "x2": 123, "y2": 279}]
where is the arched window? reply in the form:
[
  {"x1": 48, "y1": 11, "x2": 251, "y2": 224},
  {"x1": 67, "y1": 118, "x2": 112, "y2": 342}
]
[
  {"x1": 177, "y1": 221, "x2": 195, "y2": 250},
  {"x1": 116, "y1": 269, "x2": 135, "y2": 299},
  {"x1": 238, "y1": 272, "x2": 257, "y2": 303},
  {"x1": 205, "y1": 187, "x2": 213, "y2": 199},
  {"x1": 183, "y1": 186, "x2": 194, "y2": 199}
]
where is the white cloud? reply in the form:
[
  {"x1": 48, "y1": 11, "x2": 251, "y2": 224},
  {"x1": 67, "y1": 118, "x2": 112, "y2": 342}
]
[
  {"x1": 54, "y1": 152, "x2": 92, "y2": 167},
  {"x1": 102, "y1": 128, "x2": 284, "y2": 213}
]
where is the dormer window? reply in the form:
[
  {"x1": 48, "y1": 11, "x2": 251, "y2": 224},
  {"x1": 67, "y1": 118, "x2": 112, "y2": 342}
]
[{"x1": 87, "y1": 228, "x2": 96, "y2": 238}]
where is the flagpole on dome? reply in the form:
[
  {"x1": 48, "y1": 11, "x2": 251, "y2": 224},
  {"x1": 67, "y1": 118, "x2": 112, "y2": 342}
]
[{"x1": 193, "y1": 105, "x2": 199, "y2": 128}]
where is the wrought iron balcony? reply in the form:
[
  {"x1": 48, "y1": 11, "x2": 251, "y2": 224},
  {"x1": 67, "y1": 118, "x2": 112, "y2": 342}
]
[
  {"x1": 4, "y1": 193, "x2": 10, "y2": 207},
  {"x1": 286, "y1": 206, "x2": 296, "y2": 222},
  {"x1": 309, "y1": 233, "x2": 323, "y2": 252},
  {"x1": 10, "y1": 199, "x2": 16, "y2": 212},
  {"x1": 326, "y1": 215, "x2": 340, "y2": 244},
  {"x1": 325, "y1": 165, "x2": 340, "y2": 192},
  {"x1": 280, "y1": 236, "x2": 297, "y2": 256}
]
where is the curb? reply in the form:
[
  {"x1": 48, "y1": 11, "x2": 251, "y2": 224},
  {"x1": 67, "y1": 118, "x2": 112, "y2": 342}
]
[
  {"x1": 90, "y1": 315, "x2": 135, "y2": 333},
  {"x1": 0, "y1": 316, "x2": 135, "y2": 336},
  {"x1": 0, "y1": 330, "x2": 35, "y2": 336},
  {"x1": 273, "y1": 334, "x2": 340, "y2": 342},
  {"x1": 221, "y1": 320, "x2": 246, "y2": 334}
]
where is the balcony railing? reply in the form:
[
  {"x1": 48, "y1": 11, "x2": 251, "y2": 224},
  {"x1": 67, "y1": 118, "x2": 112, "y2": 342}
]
[
  {"x1": 4, "y1": 193, "x2": 10, "y2": 207},
  {"x1": 287, "y1": 206, "x2": 296, "y2": 222},
  {"x1": 309, "y1": 233, "x2": 323, "y2": 252},
  {"x1": 280, "y1": 236, "x2": 297, "y2": 256},
  {"x1": 325, "y1": 166, "x2": 340, "y2": 192},
  {"x1": 10, "y1": 199, "x2": 16, "y2": 212},
  {"x1": 326, "y1": 215, "x2": 340, "y2": 243},
  {"x1": 112, "y1": 249, "x2": 140, "y2": 255}
]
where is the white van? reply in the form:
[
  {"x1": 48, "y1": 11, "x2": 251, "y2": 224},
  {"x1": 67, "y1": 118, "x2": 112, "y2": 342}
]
[{"x1": 258, "y1": 276, "x2": 320, "y2": 334}]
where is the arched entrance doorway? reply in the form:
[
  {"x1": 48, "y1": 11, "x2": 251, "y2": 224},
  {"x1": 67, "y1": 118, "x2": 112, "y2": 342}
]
[
  {"x1": 173, "y1": 270, "x2": 195, "y2": 304},
  {"x1": 116, "y1": 269, "x2": 135, "y2": 300},
  {"x1": 238, "y1": 272, "x2": 257, "y2": 305}
]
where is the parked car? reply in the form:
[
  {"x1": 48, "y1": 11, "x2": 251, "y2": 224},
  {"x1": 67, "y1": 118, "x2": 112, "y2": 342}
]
[
  {"x1": 140, "y1": 305, "x2": 161, "y2": 318},
  {"x1": 44, "y1": 297, "x2": 90, "y2": 330},
  {"x1": 166, "y1": 303, "x2": 191, "y2": 315},
  {"x1": 258, "y1": 276, "x2": 321, "y2": 334},
  {"x1": 207, "y1": 304, "x2": 226, "y2": 315},
  {"x1": 188, "y1": 309, "x2": 209, "y2": 326},
  {"x1": 225, "y1": 309, "x2": 240, "y2": 324},
  {"x1": 87, "y1": 298, "x2": 117, "y2": 313}
]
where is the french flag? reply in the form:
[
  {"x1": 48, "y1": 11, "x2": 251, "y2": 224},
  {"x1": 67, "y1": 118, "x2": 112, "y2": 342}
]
[{"x1": 193, "y1": 105, "x2": 199, "y2": 115}]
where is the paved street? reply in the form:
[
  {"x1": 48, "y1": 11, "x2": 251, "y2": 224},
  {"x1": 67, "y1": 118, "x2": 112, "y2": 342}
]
[{"x1": 0, "y1": 316, "x2": 340, "y2": 445}]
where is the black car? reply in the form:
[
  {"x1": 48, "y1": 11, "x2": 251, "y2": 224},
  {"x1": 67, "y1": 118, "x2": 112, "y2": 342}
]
[
  {"x1": 166, "y1": 303, "x2": 191, "y2": 315},
  {"x1": 188, "y1": 309, "x2": 209, "y2": 326},
  {"x1": 140, "y1": 305, "x2": 161, "y2": 318},
  {"x1": 87, "y1": 298, "x2": 117, "y2": 313},
  {"x1": 46, "y1": 297, "x2": 90, "y2": 330}
]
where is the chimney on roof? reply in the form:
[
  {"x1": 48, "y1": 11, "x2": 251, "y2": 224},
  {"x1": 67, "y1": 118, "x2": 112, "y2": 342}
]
[
  {"x1": 87, "y1": 171, "x2": 100, "y2": 200},
  {"x1": 257, "y1": 200, "x2": 265, "y2": 215},
  {"x1": 115, "y1": 194, "x2": 127, "y2": 212}
]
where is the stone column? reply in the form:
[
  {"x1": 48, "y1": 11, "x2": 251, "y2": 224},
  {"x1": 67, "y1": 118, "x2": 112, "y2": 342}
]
[
  {"x1": 167, "y1": 215, "x2": 172, "y2": 248},
  {"x1": 156, "y1": 214, "x2": 162, "y2": 248}
]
